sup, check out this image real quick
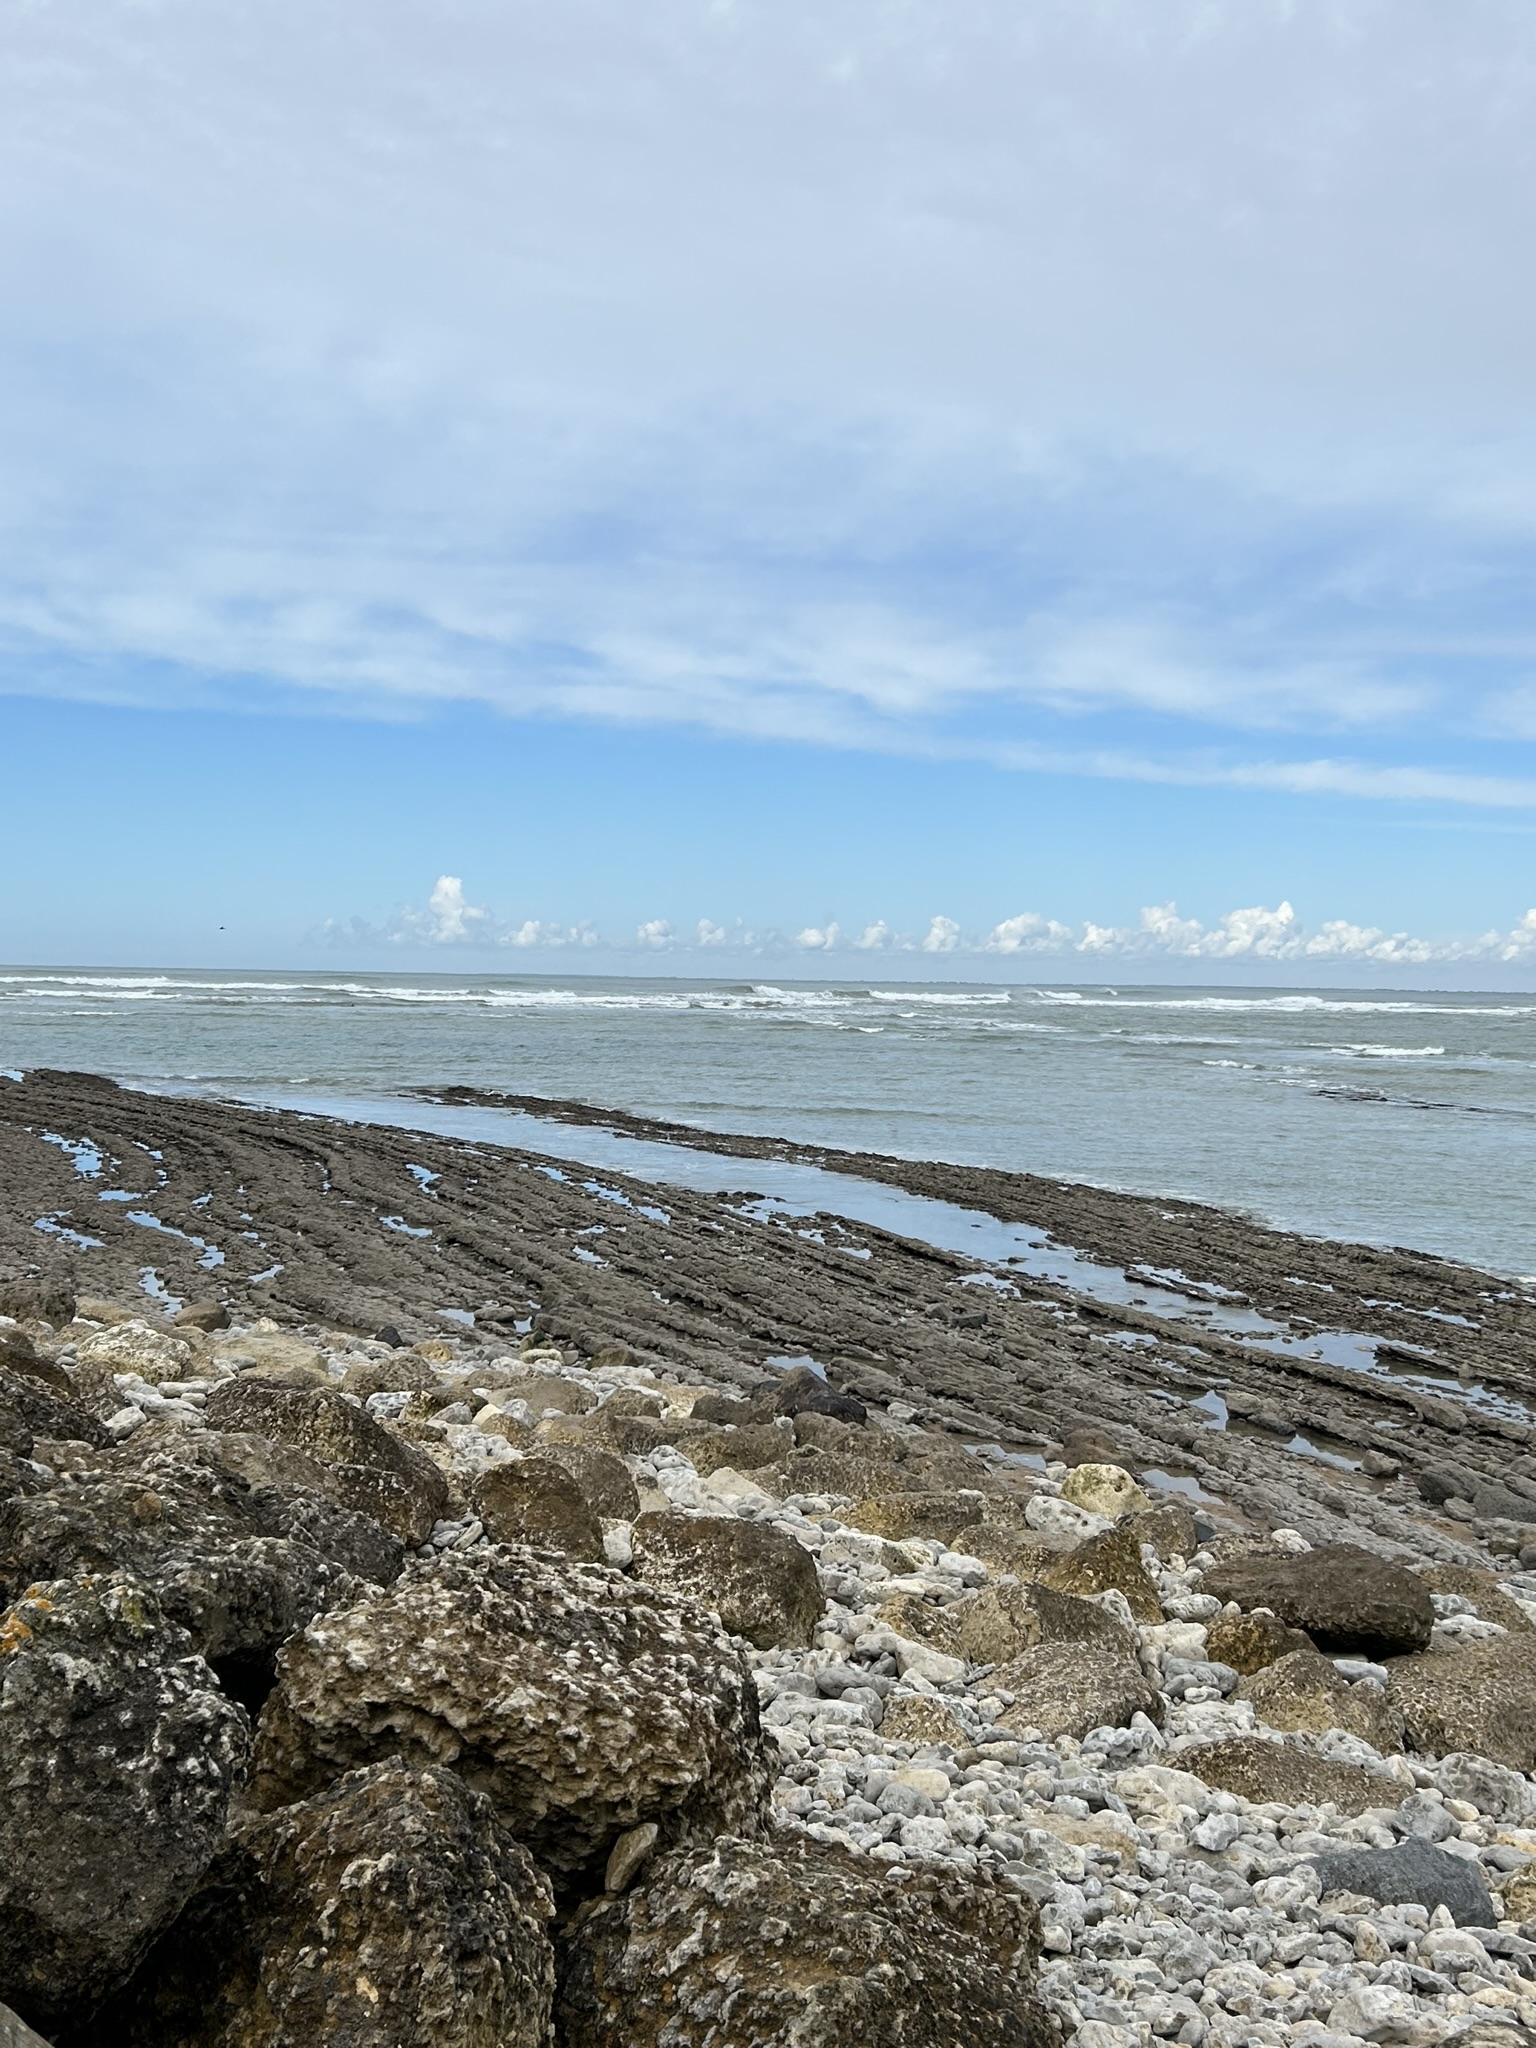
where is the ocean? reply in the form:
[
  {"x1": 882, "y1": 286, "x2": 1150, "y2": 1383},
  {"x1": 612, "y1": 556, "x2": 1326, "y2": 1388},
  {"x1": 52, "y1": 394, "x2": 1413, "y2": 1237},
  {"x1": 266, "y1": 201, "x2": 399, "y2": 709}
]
[{"x1": 1, "y1": 969, "x2": 1532, "y2": 1277}]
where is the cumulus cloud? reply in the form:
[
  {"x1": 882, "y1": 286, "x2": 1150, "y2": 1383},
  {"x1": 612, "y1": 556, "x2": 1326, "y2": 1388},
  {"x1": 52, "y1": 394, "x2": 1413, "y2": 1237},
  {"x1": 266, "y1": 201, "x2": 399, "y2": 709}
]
[{"x1": 319, "y1": 879, "x2": 1536, "y2": 968}]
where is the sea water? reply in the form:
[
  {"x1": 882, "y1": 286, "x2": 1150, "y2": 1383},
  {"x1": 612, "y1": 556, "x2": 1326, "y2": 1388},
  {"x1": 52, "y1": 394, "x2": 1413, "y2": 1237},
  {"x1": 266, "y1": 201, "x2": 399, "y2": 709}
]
[{"x1": 0, "y1": 970, "x2": 1532, "y2": 1275}]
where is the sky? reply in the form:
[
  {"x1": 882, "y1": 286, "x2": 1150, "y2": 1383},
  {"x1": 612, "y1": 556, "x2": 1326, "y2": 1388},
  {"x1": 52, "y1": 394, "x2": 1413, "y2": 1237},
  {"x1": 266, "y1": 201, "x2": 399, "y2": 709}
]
[{"x1": 3, "y1": 0, "x2": 1536, "y2": 980}]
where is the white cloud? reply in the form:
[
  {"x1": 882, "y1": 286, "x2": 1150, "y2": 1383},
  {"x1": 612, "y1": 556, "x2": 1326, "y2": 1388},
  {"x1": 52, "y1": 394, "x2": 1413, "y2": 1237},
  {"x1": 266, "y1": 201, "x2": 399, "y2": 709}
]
[
  {"x1": 2, "y1": 1, "x2": 1536, "y2": 809},
  {"x1": 320, "y1": 878, "x2": 1536, "y2": 969}
]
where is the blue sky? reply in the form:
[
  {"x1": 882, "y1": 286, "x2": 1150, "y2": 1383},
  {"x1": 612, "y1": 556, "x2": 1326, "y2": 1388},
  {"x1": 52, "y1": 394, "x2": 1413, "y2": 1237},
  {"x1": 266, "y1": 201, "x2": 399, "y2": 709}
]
[{"x1": 3, "y1": 0, "x2": 1536, "y2": 980}]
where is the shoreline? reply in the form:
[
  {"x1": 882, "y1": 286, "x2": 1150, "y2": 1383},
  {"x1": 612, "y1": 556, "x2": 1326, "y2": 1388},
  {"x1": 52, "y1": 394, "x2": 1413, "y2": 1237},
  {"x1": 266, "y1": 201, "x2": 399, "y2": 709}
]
[{"x1": 3, "y1": 1067, "x2": 1534, "y2": 1566}]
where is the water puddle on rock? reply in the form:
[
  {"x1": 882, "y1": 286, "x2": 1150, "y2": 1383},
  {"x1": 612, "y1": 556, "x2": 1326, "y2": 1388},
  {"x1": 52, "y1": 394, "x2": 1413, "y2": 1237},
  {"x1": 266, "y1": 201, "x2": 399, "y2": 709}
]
[{"x1": 152, "y1": 1083, "x2": 1532, "y2": 1429}]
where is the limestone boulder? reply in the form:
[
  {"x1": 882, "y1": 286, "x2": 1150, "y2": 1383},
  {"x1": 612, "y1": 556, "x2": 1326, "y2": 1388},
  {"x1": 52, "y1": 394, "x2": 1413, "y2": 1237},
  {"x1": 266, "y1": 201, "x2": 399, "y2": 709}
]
[
  {"x1": 1205, "y1": 1609, "x2": 1314, "y2": 1675},
  {"x1": 994, "y1": 1641, "x2": 1165, "y2": 1742},
  {"x1": 540, "y1": 1443, "x2": 640, "y2": 1521},
  {"x1": 1387, "y1": 1637, "x2": 1536, "y2": 1771},
  {"x1": 847, "y1": 1491, "x2": 985, "y2": 1545},
  {"x1": 558, "y1": 1833, "x2": 1053, "y2": 2048},
  {"x1": 631, "y1": 1510, "x2": 823, "y2": 1650},
  {"x1": 86, "y1": 1763, "x2": 555, "y2": 2048},
  {"x1": 0, "y1": 1448, "x2": 401, "y2": 1670},
  {"x1": 251, "y1": 1546, "x2": 771, "y2": 1881},
  {"x1": 1235, "y1": 1650, "x2": 1402, "y2": 1750},
  {"x1": 955, "y1": 1578, "x2": 1138, "y2": 1666},
  {"x1": 1059, "y1": 1463, "x2": 1151, "y2": 1520},
  {"x1": 0, "y1": 1574, "x2": 249, "y2": 2036},
  {"x1": 1200, "y1": 1544, "x2": 1434, "y2": 1660},
  {"x1": 686, "y1": 1423, "x2": 791, "y2": 1477},
  {"x1": 471, "y1": 1457, "x2": 604, "y2": 1560},
  {"x1": 1179, "y1": 1738, "x2": 1395, "y2": 1815},
  {"x1": 1042, "y1": 1522, "x2": 1162, "y2": 1622},
  {"x1": 75, "y1": 1320, "x2": 194, "y2": 1382},
  {"x1": 204, "y1": 1379, "x2": 449, "y2": 1544}
]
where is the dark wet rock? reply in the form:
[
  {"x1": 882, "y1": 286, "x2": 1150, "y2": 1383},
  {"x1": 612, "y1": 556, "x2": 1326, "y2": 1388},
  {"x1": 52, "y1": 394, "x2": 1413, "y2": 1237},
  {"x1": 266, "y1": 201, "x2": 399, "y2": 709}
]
[
  {"x1": 82, "y1": 1762, "x2": 555, "y2": 2048},
  {"x1": 1416, "y1": 1464, "x2": 1479, "y2": 1506},
  {"x1": 1311, "y1": 1838, "x2": 1497, "y2": 1927},
  {"x1": 1200, "y1": 1544, "x2": 1435, "y2": 1659},
  {"x1": 689, "y1": 1392, "x2": 754, "y2": 1426},
  {"x1": 631, "y1": 1510, "x2": 824, "y2": 1649},
  {"x1": 1206, "y1": 1609, "x2": 1316, "y2": 1675},
  {"x1": 769, "y1": 1365, "x2": 867, "y2": 1427},
  {"x1": 848, "y1": 1490, "x2": 985, "y2": 1544},
  {"x1": 1131, "y1": 1497, "x2": 1200, "y2": 1562},
  {"x1": 375, "y1": 1324, "x2": 407, "y2": 1347},
  {"x1": 0, "y1": 1274, "x2": 77, "y2": 1325},
  {"x1": 204, "y1": 1378, "x2": 450, "y2": 1544},
  {"x1": 558, "y1": 1832, "x2": 1052, "y2": 2048},
  {"x1": 0, "y1": 1573, "x2": 249, "y2": 2035},
  {"x1": 0, "y1": 1450, "x2": 400, "y2": 1665},
  {"x1": 0, "y1": 1364, "x2": 109, "y2": 1455},
  {"x1": 0, "y1": 1453, "x2": 48, "y2": 1502},
  {"x1": 539, "y1": 1442, "x2": 640, "y2": 1521},
  {"x1": 791, "y1": 1409, "x2": 865, "y2": 1452},
  {"x1": 251, "y1": 1546, "x2": 771, "y2": 1881},
  {"x1": 0, "y1": 1334, "x2": 75, "y2": 1398},
  {"x1": 1179, "y1": 1737, "x2": 1391, "y2": 1815},
  {"x1": 1235, "y1": 1650, "x2": 1403, "y2": 1749},
  {"x1": 471, "y1": 1457, "x2": 605, "y2": 1560},
  {"x1": 1042, "y1": 1522, "x2": 1163, "y2": 1622},
  {"x1": 1388, "y1": 1637, "x2": 1536, "y2": 1771},
  {"x1": 994, "y1": 1641, "x2": 1165, "y2": 1741}
]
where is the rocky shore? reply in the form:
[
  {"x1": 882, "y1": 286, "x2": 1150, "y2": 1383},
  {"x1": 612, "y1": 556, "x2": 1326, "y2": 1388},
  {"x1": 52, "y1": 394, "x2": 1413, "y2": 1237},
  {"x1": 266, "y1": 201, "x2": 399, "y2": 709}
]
[{"x1": 4, "y1": 1069, "x2": 1536, "y2": 2045}]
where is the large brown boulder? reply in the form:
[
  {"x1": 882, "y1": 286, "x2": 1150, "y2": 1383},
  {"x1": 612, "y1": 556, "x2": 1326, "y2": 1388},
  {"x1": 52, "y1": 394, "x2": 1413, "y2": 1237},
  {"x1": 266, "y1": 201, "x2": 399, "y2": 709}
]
[
  {"x1": 540, "y1": 1443, "x2": 640, "y2": 1521},
  {"x1": 1205, "y1": 1609, "x2": 1314, "y2": 1675},
  {"x1": 1179, "y1": 1738, "x2": 1395, "y2": 1815},
  {"x1": 1042, "y1": 1523, "x2": 1162, "y2": 1622},
  {"x1": 631, "y1": 1511, "x2": 824, "y2": 1649},
  {"x1": 251, "y1": 1547, "x2": 771, "y2": 1881},
  {"x1": 0, "y1": 1574, "x2": 249, "y2": 2036},
  {"x1": 686, "y1": 1424, "x2": 792, "y2": 1477},
  {"x1": 82, "y1": 1763, "x2": 555, "y2": 2048},
  {"x1": 0, "y1": 1449, "x2": 401, "y2": 1671},
  {"x1": 955, "y1": 1579, "x2": 1138, "y2": 1666},
  {"x1": 1199, "y1": 1544, "x2": 1434, "y2": 1660},
  {"x1": 471, "y1": 1458, "x2": 604, "y2": 1560},
  {"x1": 1388, "y1": 1637, "x2": 1536, "y2": 1771},
  {"x1": 1235, "y1": 1650, "x2": 1402, "y2": 1750},
  {"x1": 0, "y1": 1363, "x2": 109, "y2": 1457},
  {"x1": 204, "y1": 1379, "x2": 449, "y2": 1543},
  {"x1": 995, "y1": 1641, "x2": 1165, "y2": 1741},
  {"x1": 847, "y1": 1491, "x2": 985, "y2": 1545},
  {"x1": 558, "y1": 1834, "x2": 1053, "y2": 2048}
]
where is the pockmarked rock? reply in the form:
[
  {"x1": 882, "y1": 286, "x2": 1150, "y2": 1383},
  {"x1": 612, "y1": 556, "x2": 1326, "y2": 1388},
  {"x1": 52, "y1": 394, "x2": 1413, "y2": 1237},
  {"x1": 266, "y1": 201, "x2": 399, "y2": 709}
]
[
  {"x1": 1179, "y1": 1738, "x2": 1394, "y2": 1816},
  {"x1": 251, "y1": 1546, "x2": 771, "y2": 1879},
  {"x1": 631, "y1": 1510, "x2": 824, "y2": 1649},
  {"x1": 1388, "y1": 1637, "x2": 1536, "y2": 1772},
  {"x1": 204, "y1": 1378, "x2": 450, "y2": 1543},
  {"x1": 1200, "y1": 1544, "x2": 1435, "y2": 1659},
  {"x1": 0, "y1": 1449, "x2": 401, "y2": 1665},
  {"x1": 1311, "y1": 1839, "x2": 1498, "y2": 1928},
  {"x1": 85, "y1": 1762, "x2": 555, "y2": 2048},
  {"x1": 557, "y1": 1833, "x2": 1055, "y2": 2048},
  {"x1": 955, "y1": 1579, "x2": 1138, "y2": 1667},
  {"x1": 0, "y1": 1363, "x2": 109, "y2": 1453},
  {"x1": 1041, "y1": 1521, "x2": 1163, "y2": 1622},
  {"x1": 1205, "y1": 1608, "x2": 1315, "y2": 1675},
  {"x1": 1235, "y1": 1649, "x2": 1403, "y2": 1749},
  {"x1": 471, "y1": 1457, "x2": 604, "y2": 1561},
  {"x1": 1059, "y1": 1462, "x2": 1151, "y2": 1520},
  {"x1": 0, "y1": 1574, "x2": 249, "y2": 2035},
  {"x1": 540, "y1": 1443, "x2": 641, "y2": 1521},
  {"x1": 994, "y1": 1641, "x2": 1165, "y2": 1741}
]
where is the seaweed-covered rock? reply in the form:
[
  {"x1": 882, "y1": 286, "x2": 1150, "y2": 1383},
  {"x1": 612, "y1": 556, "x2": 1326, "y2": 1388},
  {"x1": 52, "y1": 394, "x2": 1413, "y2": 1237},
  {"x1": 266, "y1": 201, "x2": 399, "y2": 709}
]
[
  {"x1": 1387, "y1": 1637, "x2": 1536, "y2": 1771},
  {"x1": 471, "y1": 1457, "x2": 604, "y2": 1560},
  {"x1": 769, "y1": 1365, "x2": 867, "y2": 1427},
  {"x1": 82, "y1": 1763, "x2": 555, "y2": 2048},
  {"x1": 558, "y1": 1833, "x2": 1053, "y2": 2048},
  {"x1": 1205, "y1": 1609, "x2": 1315, "y2": 1675},
  {"x1": 1200, "y1": 1545, "x2": 1434, "y2": 1660},
  {"x1": 994, "y1": 1641, "x2": 1165, "y2": 1741},
  {"x1": 0, "y1": 1364, "x2": 109, "y2": 1455},
  {"x1": 0, "y1": 1574, "x2": 249, "y2": 2035},
  {"x1": 204, "y1": 1379, "x2": 449, "y2": 1543},
  {"x1": 1042, "y1": 1522, "x2": 1162, "y2": 1622},
  {"x1": 0, "y1": 1449, "x2": 400, "y2": 1668},
  {"x1": 631, "y1": 1510, "x2": 824, "y2": 1649},
  {"x1": 1235, "y1": 1650, "x2": 1402, "y2": 1749},
  {"x1": 1178, "y1": 1738, "x2": 1393, "y2": 1816},
  {"x1": 251, "y1": 1546, "x2": 771, "y2": 1880}
]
